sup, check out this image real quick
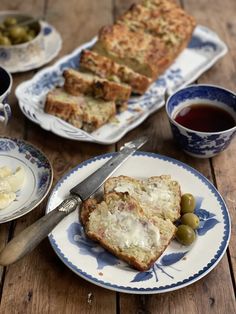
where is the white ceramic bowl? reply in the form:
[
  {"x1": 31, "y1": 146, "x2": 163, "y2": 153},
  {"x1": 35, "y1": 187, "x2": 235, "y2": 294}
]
[{"x1": 0, "y1": 11, "x2": 44, "y2": 71}]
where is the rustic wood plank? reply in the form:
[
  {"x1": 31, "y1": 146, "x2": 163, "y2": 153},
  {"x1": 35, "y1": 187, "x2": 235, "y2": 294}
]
[{"x1": 0, "y1": 0, "x2": 116, "y2": 313}]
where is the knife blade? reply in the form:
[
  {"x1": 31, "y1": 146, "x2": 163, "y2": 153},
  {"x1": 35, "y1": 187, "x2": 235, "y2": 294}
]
[{"x1": 0, "y1": 136, "x2": 147, "y2": 266}]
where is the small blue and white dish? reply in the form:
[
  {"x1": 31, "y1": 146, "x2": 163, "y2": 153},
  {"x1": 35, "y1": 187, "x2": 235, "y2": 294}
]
[
  {"x1": 0, "y1": 11, "x2": 62, "y2": 73},
  {"x1": 166, "y1": 85, "x2": 236, "y2": 158},
  {"x1": 0, "y1": 137, "x2": 53, "y2": 223},
  {"x1": 0, "y1": 66, "x2": 12, "y2": 126}
]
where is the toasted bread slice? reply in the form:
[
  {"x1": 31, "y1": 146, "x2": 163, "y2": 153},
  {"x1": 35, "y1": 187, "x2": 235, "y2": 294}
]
[
  {"x1": 44, "y1": 87, "x2": 116, "y2": 132},
  {"x1": 104, "y1": 175, "x2": 181, "y2": 222},
  {"x1": 63, "y1": 68, "x2": 131, "y2": 103},
  {"x1": 80, "y1": 49, "x2": 152, "y2": 94},
  {"x1": 117, "y1": 3, "x2": 195, "y2": 58},
  {"x1": 93, "y1": 24, "x2": 169, "y2": 80},
  {"x1": 81, "y1": 192, "x2": 176, "y2": 271}
]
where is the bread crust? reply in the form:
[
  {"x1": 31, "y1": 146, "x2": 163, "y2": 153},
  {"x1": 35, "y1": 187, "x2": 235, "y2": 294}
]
[
  {"x1": 93, "y1": 24, "x2": 169, "y2": 80},
  {"x1": 80, "y1": 49, "x2": 152, "y2": 94},
  {"x1": 117, "y1": 3, "x2": 196, "y2": 61}
]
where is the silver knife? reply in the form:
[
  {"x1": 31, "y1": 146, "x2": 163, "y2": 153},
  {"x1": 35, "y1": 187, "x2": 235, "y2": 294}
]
[{"x1": 0, "y1": 136, "x2": 147, "y2": 266}]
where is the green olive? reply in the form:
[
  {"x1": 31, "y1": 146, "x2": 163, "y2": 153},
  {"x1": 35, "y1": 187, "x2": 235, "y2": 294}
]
[
  {"x1": 181, "y1": 213, "x2": 200, "y2": 229},
  {"x1": 4, "y1": 17, "x2": 17, "y2": 27},
  {"x1": 9, "y1": 26, "x2": 27, "y2": 40},
  {"x1": 0, "y1": 36, "x2": 11, "y2": 46},
  {"x1": 181, "y1": 193, "x2": 196, "y2": 214},
  {"x1": 175, "y1": 224, "x2": 196, "y2": 245}
]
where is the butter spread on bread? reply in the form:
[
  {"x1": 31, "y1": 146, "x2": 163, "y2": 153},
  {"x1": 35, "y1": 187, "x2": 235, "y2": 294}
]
[
  {"x1": 104, "y1": 175, "x2": 181, "y2": 221},
  {"x1": 81, "y1": 192, "x2": 176, "y2": 271}
]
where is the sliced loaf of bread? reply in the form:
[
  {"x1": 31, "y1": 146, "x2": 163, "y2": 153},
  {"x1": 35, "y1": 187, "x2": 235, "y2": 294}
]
[
  {"x1": 104, "y1": 175, "x2": 181, "y2": 221},
  {"x1": 81, "y1": 192, "x2": 176, "y2": 271}
]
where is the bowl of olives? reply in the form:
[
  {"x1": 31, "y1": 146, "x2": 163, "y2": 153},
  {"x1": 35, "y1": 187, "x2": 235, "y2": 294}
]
[{"x1": 0, "y1": 11, "x2": 44, "y2": 72}]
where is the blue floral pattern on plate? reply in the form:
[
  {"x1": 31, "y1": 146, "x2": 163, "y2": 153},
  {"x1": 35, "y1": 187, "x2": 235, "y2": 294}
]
[
  {"x1": 46, "y1": 152, "x2": 230, "y2": 293},
  {"x1": 16, "y1": 25, "x2": 228, "y2": 144}
]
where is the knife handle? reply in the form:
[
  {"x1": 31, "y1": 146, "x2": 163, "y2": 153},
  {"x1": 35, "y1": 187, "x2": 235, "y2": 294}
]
[{"x1": 0, "y1": 196, "x2": 81, "y2": 266}]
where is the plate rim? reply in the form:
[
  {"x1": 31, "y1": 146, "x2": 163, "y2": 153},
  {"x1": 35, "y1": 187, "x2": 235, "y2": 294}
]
[
  {"x1": 46, "y1": 151, "x2": 231, "y2": 294},
  {"x1": 0, "y1": 136, "x2": 53, "y2": 223},
  {"x1": 15, "y1": 25, "x2": 228, "y2": 144}
]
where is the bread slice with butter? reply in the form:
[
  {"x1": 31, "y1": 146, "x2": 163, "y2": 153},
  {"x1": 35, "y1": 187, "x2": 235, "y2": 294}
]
[
  {"x1": 63, "y1": 68, "x2": 131, "y2": 104},
  {"x1": 93, "y1": 24, "x2": 169, "y2": 80},
  {"x1": 80, "y1": 49, "x2": 152, "y2": 94},
  {"x1": 81, "y1": 192, "x2": 176, "y2": 271},
  {"x1": 104, "y1": 175, "x2": 181, "y2": 222},
  {"x1": 44, "y1": 87, "x2": 116, "y2": 132}
]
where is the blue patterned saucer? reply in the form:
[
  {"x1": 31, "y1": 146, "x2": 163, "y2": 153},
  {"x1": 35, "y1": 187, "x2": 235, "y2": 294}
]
[
  {"x1": 46, "y1": 152, "x2": 230, "y2": 294},
  {"x1": 0, "y1": 137, "x2": 53, "y2": 223}
]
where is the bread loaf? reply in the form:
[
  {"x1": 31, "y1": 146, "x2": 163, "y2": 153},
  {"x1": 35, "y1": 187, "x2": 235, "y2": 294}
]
[
  {"x1": 81, "y1": 192, "x2": 176, "y2": 271},
  {"x1": 93, "y1": 24, "x2": 169, "y2": 80}
]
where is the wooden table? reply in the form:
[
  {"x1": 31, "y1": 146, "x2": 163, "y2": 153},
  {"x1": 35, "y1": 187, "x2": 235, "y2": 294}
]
[{"x1": 0, "y1": 0, "x2": 235, "y2": 313}]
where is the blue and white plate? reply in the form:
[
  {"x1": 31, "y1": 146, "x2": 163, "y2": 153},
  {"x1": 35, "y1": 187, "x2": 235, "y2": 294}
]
[
  {"x1": 16, "y1": 25, "x2": 227, "y2": 144},
  {"x1": 46, "y1": 152, "x2": 230, "y2": 294},
  {"x1": 0, "y1": 137, "x2": 53, "y2": 223}
]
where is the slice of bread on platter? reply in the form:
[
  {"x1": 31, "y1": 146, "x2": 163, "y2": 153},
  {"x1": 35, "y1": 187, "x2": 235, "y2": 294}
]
[
  {"x1": 80, "y1": 192, "x2": 176, "y2": 271},
  {"x1": 63, "y1": 68, "x2": 131, "y2": 103},
  {"x1": 80, "y1": 49, "x2": 152, "y2": 94},
  {"x1": 45, "y1": 87, "x2": 116, "y2": 132}
]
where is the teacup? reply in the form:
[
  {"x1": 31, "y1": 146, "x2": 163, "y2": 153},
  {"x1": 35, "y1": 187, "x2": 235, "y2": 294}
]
[
  {"x1": 0, "y1": 66, "x2": 12, "y2": 126},
  {"x1": 166, "y1": 84, "x2": 236, "y2": 158}
]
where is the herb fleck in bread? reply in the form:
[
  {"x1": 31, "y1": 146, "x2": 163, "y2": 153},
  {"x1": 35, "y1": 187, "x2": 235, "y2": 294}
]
[
  {"x1": 81, "y1": 192, "x2": 176, "y2": 271},
  {"x1": 44, "y1": 87, "x2": 116, "y2": 132},
  {"x1": 80, "y1": 49, "x2": 152, "y2": 94},
  {"x1": 63, "y1": 68, "x2": 131, "y2": 103},
  {"x1": 104, "y1": 175, "x2": 181, "y2": 221},
  {"x1": 93, "y1": 24, "x2": 169, "y2": 80}
]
